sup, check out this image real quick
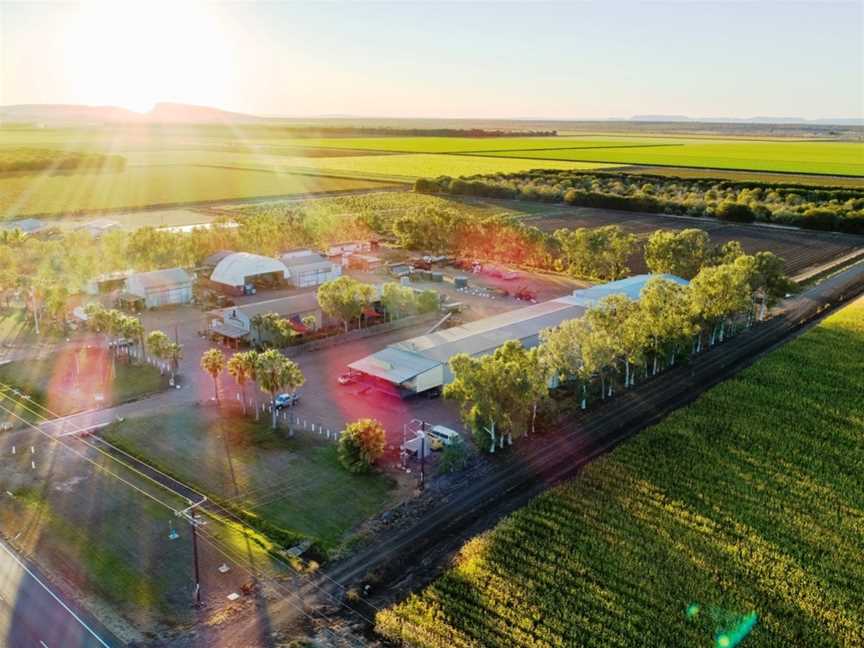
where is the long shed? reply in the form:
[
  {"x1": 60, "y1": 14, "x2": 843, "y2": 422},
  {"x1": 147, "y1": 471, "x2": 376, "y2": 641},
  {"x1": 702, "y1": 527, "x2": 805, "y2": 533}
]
[{"x1": 349, "y1": 274, "x2": 688, "y2": 395}]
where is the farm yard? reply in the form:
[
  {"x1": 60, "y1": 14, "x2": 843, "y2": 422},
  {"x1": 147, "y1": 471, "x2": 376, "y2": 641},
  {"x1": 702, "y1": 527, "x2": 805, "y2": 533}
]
[{"x1": 376, "y1": 298, "x2": 864, "y2": 648}]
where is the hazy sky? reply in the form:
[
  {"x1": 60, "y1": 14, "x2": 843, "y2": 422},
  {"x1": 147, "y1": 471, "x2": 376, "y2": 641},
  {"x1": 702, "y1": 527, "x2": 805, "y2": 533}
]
[{"x1": 1, "y1": 0, "x2": 862, "y2": 119}]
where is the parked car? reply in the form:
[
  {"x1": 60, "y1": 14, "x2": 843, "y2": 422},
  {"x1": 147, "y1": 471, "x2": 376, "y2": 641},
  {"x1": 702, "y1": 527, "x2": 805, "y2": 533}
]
[
  {"x1": 274, "y1": 392, "x2": 300, "y2": 409},
  {"x1": 427, "y1": 425, "x2": 462, "y2": 448},
  {"x1": 337, "y1": 372, "x2": 357, "y2": 385}
]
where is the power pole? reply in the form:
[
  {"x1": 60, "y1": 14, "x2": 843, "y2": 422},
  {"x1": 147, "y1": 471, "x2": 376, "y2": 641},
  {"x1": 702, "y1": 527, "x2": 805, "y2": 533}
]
[
  {"x1": 191, "y1": 517, "x2": 202, "y2": 606},
  {"x1": 418, "y1": 424, "x2": 426, "y2": 491}
]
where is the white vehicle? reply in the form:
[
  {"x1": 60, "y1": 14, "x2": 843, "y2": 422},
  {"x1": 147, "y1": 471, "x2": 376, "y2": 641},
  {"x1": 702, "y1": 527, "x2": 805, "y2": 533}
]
[
  {"x1": 401, "y1": 433, "x2": 432, "y2": 458},
  {"x1": 427, "y1": 425, "x2": 461, "y2": 447}
]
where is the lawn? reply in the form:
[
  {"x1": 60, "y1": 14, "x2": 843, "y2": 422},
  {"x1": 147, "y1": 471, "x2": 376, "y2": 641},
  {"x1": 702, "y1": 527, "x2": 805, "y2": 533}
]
[
  {"x1": 480, "y1": 140, "x2": 864, "y2": 176},
  {"x1": 102, "y1": 407, "x2": 397, "y2": 552},
  {"x1": 377, "y1": 299, "x2": 864, "y2": 647},
  {"x1": 0, "y1": 349, "x2": 165, "y2": 417},
  {"x1": 0, "y1": 164, "x2": 397, "y2": 218}
]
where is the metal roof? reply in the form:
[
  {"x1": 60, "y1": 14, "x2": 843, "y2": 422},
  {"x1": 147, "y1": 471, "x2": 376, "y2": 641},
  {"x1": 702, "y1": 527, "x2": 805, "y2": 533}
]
[
  {"x1": 210, "y1": 252, "x2": 287, "y2": 287},
  {"x1": 211, "y1": 321, "x2": 248, "y2": 339},
  {"x1": 350, "y1": 274, "x2": 689, "y2": 382},
  {"x1": 392, "y1": 299, "x2": 585, "y2": 363},
  {"x1": 280, "y1": 250, "x2": 333, "y2": 270},
  {"x1": 212, "y1": 292, "x2": 320, "y2": 320},
  {"x1": 559, "y1": 273, "x2": 689, "y2": 307},
  {"x1": 348, "y1": 347, "x2": 441, "y2": 384},
  {"x1": 128, "y1": 268, "x2": 193, "y2": 290},
  {"x1": 1, "y1": 218, "x2": 46, "y2": 234}
]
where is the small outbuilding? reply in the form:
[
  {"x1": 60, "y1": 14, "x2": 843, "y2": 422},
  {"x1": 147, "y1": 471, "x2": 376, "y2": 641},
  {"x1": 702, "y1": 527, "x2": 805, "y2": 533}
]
[
  {"x1": 208, "y1": 292, "x2": 324, "y2": 345},
  {"x1": 78, "y1": 218, "x2": 120, "y2": 237},
  {"x1": 280, "y1": 250, "x2": 341, "y2": 288},
  {"x1": 125, "y1": 268, "x2": 194, "y2": 308},
  {"x1": 1, "y1": 218, "x2": 48, "y2": 236},
  {"x1": 209, "y1": 252, "x2": 288, "y2": 295}
]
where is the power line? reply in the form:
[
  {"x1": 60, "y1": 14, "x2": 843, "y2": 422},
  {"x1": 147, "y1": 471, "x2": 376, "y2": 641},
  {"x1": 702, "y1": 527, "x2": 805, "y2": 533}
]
[{"x1": 0, "y1": 383, "x2": 383, "y2": 623}]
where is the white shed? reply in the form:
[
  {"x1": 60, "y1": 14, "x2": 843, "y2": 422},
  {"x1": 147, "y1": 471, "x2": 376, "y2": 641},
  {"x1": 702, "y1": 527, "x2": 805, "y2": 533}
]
[
  {"x1": 125, "y1": 268, "x2": 194, "y2": 308},
  {"x1": 280, "y1": 250, "x2": 341, "y2": 288},
  {"x1": 210, "y1": 252, "x2": 288, "y2": 291}
]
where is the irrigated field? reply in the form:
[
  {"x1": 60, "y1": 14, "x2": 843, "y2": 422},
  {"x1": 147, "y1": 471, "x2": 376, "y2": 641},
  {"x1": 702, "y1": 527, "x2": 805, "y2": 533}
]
[
  {"x1": 479, "y1": 140, "x2": 864, "y2": 176},
  {"x1": 240, "y1": 153, "x2": 617, "y2": 181},
  {"x1": 0, "y1": 165, "x2": 394, "y2": 218},
  {"x1": 1, "y1": 126, "x2": 860, "y2": 220},
  {"x1": 377, "y1": 298, "x2": 864, "y2": 647}
]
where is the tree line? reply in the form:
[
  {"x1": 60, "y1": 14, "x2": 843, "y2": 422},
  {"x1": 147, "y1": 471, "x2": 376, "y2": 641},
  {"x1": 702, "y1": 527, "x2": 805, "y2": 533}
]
[
  {"x1": 445, "y1": 249, "x2": 793, "y2": 453},
  {"x1": 415, "y1": 170, "x2": 864, "y2": 234},
  {"x1": 0, "y1": 148, "x2": 126, "y2": 174}
]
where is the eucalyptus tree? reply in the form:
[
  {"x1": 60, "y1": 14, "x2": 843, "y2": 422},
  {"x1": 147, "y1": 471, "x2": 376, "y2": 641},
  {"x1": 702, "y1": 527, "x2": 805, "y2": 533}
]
[
  {"x1": 446, "y1": 341, "x2": 546, "y2": 452},
  {"x1": 644, "y1": 229, "x2": 710, "y2": 279},
  {"x1": 540, "y1": 317, "x2": 600, "y2": 409},
  {"x1": 381, "y1": 282, "x2": 417, "y2": 321},
  {"x1": 639, "y1": 278, "x2": 695, "y2": 374},
  {"x1": 689, "y1": 262, "x2": 753, "y2": 348},
  {"x1": 745, "y1": 251, "x2": 794, "y2": 321},
  {"x1": 317, "y1": 276, "x2": 375, "y2": 332}
]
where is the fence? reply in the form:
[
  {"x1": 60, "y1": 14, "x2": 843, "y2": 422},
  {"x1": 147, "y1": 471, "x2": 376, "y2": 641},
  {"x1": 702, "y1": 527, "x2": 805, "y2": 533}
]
[
  {"x1": 283, "y1": 311, "x2": 440, "y2": 357},
  {"x1": 250, "y1": 398, "x2": 343, "y2": 442}
]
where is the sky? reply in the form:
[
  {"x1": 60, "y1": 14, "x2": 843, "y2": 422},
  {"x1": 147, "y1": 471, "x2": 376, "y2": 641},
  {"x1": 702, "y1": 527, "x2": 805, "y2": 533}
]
[{"x1": 1, "y1": 0, "x2": 862, "y2": 120}]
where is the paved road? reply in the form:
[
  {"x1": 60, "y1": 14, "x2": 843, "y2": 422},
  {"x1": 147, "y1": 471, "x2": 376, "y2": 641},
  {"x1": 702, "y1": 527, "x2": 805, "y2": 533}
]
[{"x1": 0, "y1": 539, "x2": 120, "y2": 648}]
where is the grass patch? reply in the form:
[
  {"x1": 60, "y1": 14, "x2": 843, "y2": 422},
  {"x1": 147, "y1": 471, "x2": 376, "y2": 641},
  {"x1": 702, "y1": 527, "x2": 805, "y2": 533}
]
[
  {"x1": 378, "y1": 299, "x2": 864, "y2": 647},
  {"x1": 0, "y1": 352, "x2": 165, "y2": 417},
  {"x1": 102, "y1": 407, "x2": 397, "y2": 553}
]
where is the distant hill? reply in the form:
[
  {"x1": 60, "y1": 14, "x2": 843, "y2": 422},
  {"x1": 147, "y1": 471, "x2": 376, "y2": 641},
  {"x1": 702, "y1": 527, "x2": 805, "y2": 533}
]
[
  {"x1": 631, "y1": 114, "x2": 864, "y2": 126},
  {"x1": 0, "y1": 104, "x2": 142, "y2": 124},
  {"x1": 146, "y1": 102, "x2": 265, "y2": 124},
  {"x1": 0, "y1": 102, "x2": 265, "y2": 125}
]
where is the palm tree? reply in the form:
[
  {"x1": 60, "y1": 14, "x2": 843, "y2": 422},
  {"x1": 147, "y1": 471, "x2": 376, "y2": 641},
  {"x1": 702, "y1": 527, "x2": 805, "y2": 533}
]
[
  {"x1": 226, "y1": 350, "x2": 258, "y2": 415},
  {"x1": 254, "y1": 349, "x2": 305, "y2": 430},
  {"x1": 146, "y1": 330, "x2": 169, "y2": 366},
  {"x1": 121, "y1": 317, "x2": 145, "y2": 362},
  {"x1": 200, "y1": 348, "x2": 226, "y2": 402}
]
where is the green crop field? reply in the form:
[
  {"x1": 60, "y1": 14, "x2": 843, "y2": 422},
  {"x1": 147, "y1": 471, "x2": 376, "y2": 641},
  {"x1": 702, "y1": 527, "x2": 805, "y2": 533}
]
[
  {"x1": 0, "y1": 165, "x2": 394, "y2": 218},
  {"x1": 480, "y1": 140, "x2": 864, "y2": 177},
  {"x1": 248, "y1": 153, "x2": 618, "y2": 181},
  {"x1": 272, "y1": 135, "x2": 678, "y2": 154},
  {"x1": 377, "y1": 299, "x2": 864, "y2": 647}
]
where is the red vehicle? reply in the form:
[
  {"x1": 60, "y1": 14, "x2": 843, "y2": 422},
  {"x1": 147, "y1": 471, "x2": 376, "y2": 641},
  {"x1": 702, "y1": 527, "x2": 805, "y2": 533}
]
[{"x1": 514, "y1": 286, "x2": 537, "y2": 302}]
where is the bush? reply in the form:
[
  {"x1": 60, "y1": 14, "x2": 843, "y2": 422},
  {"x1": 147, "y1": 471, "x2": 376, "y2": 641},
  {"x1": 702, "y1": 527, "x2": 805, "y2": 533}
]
[
  {"x1": 437, "y1": 442, "x2": 471, "y2": 474},
  {"x1": 715, "y1": 200, "x2": 755, "y2": 223},
  {"x1": 337, "y1": 418, "x2": 386, "y2": 473},
  {"x1": 801, "y1": 207, "x2": 838, "y2": 231}
]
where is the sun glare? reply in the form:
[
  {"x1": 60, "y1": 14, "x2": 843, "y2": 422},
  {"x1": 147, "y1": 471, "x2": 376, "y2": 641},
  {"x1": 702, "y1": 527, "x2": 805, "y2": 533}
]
[{"x1": 62, "y1": 0, "x2": 235, "y2": 112}]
